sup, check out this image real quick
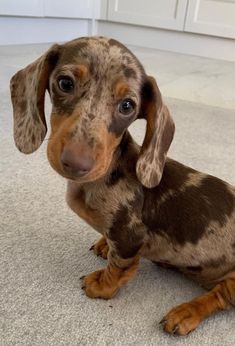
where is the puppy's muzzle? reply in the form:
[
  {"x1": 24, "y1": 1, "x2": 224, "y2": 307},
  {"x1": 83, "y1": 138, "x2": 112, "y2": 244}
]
[{"x1": 60, "y1": 143, "x2": 94, "y2": 177}]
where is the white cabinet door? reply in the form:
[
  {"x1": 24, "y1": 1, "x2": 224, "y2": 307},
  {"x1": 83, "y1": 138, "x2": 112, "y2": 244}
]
[
  {"x1": 185, "y1": 0, "x2": 235, "y2": 39},
  {"x1": 107, "y1": 0, "x2": 188, "y2": 30},
  {"x1": 0, "y1": 0, "x2": 43, "y2": 17},
  {"x1": 44, "y1": 0, "x2": 100, "y2": 19}
]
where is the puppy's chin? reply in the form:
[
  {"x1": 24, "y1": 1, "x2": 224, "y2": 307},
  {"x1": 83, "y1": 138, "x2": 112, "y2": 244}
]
[{"x1": 64, "y1": 167, "x2": 111, "y2": 184}]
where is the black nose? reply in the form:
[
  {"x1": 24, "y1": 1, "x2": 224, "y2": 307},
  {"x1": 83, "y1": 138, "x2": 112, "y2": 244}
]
[{"x1": 60, "y1": 143, "x2": 94, "y2": 177}]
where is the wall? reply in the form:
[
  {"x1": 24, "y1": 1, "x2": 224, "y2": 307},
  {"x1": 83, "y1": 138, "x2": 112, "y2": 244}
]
[
  {"x1": 0, "y1": 0, "x2": 235, "y2": 62},
  {"x1": 0, "y1": 0, "x2": 100, "y2": 45}
]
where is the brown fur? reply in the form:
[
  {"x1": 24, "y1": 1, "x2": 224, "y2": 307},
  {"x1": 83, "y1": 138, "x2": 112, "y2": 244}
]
[{"x1": 10, "y1": 36, "x2": 235, "y2": 336}]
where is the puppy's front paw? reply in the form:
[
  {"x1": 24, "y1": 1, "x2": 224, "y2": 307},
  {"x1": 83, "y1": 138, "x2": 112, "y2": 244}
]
[
  {"x1": 90, "y1": 237, "x2": 109, "y2": 259},
  {"x1": 82, "y1": 269, "x2": 119, "y2": 299},
  {"x1": 161, "y1": 302, "x2": 202, "y2": 336}
]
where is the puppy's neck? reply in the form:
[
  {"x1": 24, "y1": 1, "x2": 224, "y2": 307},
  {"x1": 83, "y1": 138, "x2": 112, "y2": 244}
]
[{"x1": 105, "y1": 131, "x2": 140, "y2": 182}]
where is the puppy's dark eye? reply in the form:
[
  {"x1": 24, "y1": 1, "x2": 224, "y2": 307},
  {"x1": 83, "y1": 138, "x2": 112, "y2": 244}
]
[
  {"x1": 58, "y1": 76, "x2": 74, "y2": 92},
  {"x1": 119, "y1": 98, "x2": 135, "y2": 115}
]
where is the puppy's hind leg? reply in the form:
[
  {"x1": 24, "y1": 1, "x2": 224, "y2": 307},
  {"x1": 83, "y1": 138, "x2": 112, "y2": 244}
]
[
  {"x1": 90, "y1": 237, "x2": 109, "y2": 259},
  {"x1": 161, "y1": 277, "x2": 235, "y2": 336}
]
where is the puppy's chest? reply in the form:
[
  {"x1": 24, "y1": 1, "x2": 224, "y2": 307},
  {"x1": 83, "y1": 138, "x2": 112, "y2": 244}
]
[
  {"x1": 83, "y1": 189, "x2": 115, "y2": 231},
  {"x1": 83, "y1": 180, "x2": 140, "y2": 233},
  {"x1": 79, "y1": 187, "x2": 126, "y2": 233}
]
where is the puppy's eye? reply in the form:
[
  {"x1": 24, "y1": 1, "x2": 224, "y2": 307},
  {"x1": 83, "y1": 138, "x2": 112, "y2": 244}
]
[
  {"x1": 58, "y1": 76, "x2": 74, "y2": 92},
  {"x1": 119, "y1": 98, "x2": 135, "y2": 115}
]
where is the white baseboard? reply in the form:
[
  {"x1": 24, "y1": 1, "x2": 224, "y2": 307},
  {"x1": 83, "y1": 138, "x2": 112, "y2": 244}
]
[
  {"x1": 98, "y1": 21, "x2": 235, "y2": 62},
  {"x1": 0, "y1": 17, "x2": 90, "y2": 45}
]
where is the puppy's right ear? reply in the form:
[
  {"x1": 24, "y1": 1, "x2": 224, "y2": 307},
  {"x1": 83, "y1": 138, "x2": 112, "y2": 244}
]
[{"x1": 10, "y1": 44, "x2": 60, "y2": 154}]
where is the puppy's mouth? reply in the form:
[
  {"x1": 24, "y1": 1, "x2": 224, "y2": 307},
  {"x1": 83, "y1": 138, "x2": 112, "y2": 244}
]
[
  {"x1": 48, "y1": 146, "x2": 117, "y2": 184},
  {"x1": 63, "y1": 169, "x2": 90, "y2": 180},
  {"x1": 60, "y1": 157, "x2": 114, "y2": 183}
]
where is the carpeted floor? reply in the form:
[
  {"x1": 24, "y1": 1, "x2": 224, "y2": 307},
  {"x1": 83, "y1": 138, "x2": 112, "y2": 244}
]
[{"x1": 1, "y1": 44, "x2": 235, "y2": 346}]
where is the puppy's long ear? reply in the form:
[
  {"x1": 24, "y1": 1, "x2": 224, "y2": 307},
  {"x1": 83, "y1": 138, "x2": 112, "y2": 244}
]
[
  {"x1": 136, "y1": 76, "x2": 175, "y2": 188},
  {"x1": 10, "y1": 44, "x2": 60, "y2": 154}
]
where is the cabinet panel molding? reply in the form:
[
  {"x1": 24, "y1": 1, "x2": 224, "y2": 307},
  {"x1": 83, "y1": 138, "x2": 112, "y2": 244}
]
[
  {"x1": 44, "y1": 0, "x2": 100, "y2": 19},
  {"x1": 185, "y1": 0, "x2": 235, "y2": 39},
  {"x1": 108, "y1": 0, "x2": 188, "y2": 30},
  {"x1": 0, "y1": 0, "x2": 101, "y2": 19},
  {"x1": 0, "y1": 0, "x2": 44, "y2": 17}
]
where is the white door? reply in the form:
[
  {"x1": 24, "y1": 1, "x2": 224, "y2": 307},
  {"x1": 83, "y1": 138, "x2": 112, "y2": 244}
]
[
  {"x1": 107, "y1": 0, "x2": 188, "y2": 31},
  {"x1": 185, "y1": 0, "x2": 235, "y2": 39}
]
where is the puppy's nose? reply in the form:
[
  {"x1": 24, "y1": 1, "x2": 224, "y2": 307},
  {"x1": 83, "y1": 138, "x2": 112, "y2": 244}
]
[{"x1": 60, "y1": 143, "x2": 94, "y2": 177}]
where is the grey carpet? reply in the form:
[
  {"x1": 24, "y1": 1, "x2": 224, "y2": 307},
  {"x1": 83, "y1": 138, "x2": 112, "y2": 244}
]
[{"x1": 1, "y1": 46, "x2": 235, "y2": 346}]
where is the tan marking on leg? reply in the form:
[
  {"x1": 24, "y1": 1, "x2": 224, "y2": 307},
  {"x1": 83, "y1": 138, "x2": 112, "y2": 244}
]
[
  {"x1": 82, "y1": 256, "x2": 139, "y2": 299},
  {"x1": 162, "y1": 277, "x2": 235, "y2": 336},
  {"x1": 91, "y1": 237, "x2": 109, "y2": 259}
]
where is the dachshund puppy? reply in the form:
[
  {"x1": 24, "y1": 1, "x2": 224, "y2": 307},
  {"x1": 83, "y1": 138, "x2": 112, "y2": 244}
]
[{"x1": 10, "y1": 36, "x2": 235, "y2": 336}]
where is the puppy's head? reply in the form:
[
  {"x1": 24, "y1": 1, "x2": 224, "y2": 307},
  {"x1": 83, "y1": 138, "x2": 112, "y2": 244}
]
[{"x1": 10, "y1": 37, "x2": 174, "y2": 188}]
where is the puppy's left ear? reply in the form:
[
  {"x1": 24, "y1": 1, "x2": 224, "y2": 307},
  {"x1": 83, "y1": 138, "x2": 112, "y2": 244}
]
[{"x1": 136, "y1": 76, "x2": 175, "y2": 188}]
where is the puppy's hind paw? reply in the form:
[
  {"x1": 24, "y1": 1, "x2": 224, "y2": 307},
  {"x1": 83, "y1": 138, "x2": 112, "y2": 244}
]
[{"x1": 90, "y1": 237, "x2": 109, "y2": 259}]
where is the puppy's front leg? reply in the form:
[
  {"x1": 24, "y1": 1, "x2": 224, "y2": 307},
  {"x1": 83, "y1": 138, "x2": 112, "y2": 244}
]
[
  {"x1": 82, "y1": 195, "x2": 145, "y2": 299},
  {"x1": 82, "y1": 239, "x2": 142, "y2": 299},
  {"x1": 83, "y1": 208, "x2": 145, "y2": 299}
]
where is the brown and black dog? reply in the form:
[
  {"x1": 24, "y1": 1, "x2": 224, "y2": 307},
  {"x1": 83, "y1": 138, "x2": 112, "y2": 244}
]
[{"x1": 10, "y1": 36, "x2": 235, "y2": 335}]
